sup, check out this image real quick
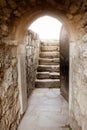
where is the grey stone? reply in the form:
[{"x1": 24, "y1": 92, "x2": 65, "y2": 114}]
[{"x1": 82, "y1": 34, "x2": 87, "y2": 42}]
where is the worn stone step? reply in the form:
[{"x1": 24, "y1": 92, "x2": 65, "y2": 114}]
[
  {"x1": 39, "y1": 58, "x2": 60, "y2": 65},
  {"x1": 39, "y1": 52, "x2": 60, "y2": 58},
  {"x1": 35, "y1": 79, "x2": 60, "y2": 88},
  {"x1": 37, "y1": 65, "x2": 60, "y2": 72},
  {"x1": 40, "y1": 45, "x2": 59, "y2": 52},
  {"x1": 36, "y1": 72, "x2": 60, "y2": 79},
  {"x1": 41, "y1": 41, "x2": 59, "y2": 46}
]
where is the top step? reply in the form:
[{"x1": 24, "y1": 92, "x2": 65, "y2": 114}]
[{"x1": 41, "y1": 41, "x2": 59, "y2": 46}]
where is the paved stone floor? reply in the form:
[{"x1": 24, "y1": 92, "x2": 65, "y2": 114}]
[{"x1": 18, "y1": 88, "x2": 69, "y2": 130}]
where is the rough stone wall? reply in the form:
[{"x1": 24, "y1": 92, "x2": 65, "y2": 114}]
[
  {"x1": 25, "y1": 30, "x2": 40, "y2": 97},
  {"x1": 0, "y1": 44, "x2": 21, "y2": 130},
  {"x1": 69, "y1": 34, "x2": 87, "y2": 130},
  {"x1": 60, "y1": 26, "x2": 69, "y2": 101}
]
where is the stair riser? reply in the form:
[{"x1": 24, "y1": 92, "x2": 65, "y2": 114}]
[
  {"x1": 35, "y1": 81, "x2": 60, "y2": 88},
  {"x1": 39, "y1": 59, "x2": 60, "y2": 65},
  {"x1": 36, "y1": 74, "x2": 60, "y2": 79},
  {"x1": 39, "y1": 52, "x2": 60, "y2": 58},
  {"x1": 40, "y1": 46, "x2": 59, "y2": 52},
  {"x1": 41, "y1": 42, "x2": 59, "y2": 46},
  {"x1": 37, "y1": 66, "x2": 60, "y2": 72},
  {"x1": 37, "y1": 74, "x2": 49, "y2": 79}
]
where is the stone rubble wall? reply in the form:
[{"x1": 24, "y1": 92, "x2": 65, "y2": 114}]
[
  {"x1": 0, "y1": 44, "x2": 21, "y2": 130},
  {"x1": 25, "y1": 30, "x2": 40, "y2": 97},
  {"x1": 0, "y1": 30, "x2": 40, "y2": 130}
]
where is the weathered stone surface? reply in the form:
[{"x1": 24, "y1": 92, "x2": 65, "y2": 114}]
[
  {"x1": 39, "y1": 58, "x2": 60, "y2": 65},
  {"x1": 82, "y1": 12, "x2": 87, "y2": 26},
  {"x1": 0, "y1": 44, "x2": 21, "y2": 130},
  {"x1": 82, "y1": 34, "x2": 87, "y2": 43},
  {"x1": 0, "y1": 0, "x2": 87, "y2": 130},
  {"x1": 8, "y1": 0, "x2": 17, "y2": 9},
  {"x1": 25, "y1": 30, "x2": 40, "y2": 97},
  {"x1": 39, "y1": 52, "x2": 60, "y2": 58},
  {"x1": 35, "y1": 79, "x2": 60, "y2": 88},
  {"x1": 40, "y1": 45, "x2": 59, "y2": 52},
  {"x1": 37, "y1": 72, "x2": 60, "y2": 79},
  {"x1": 37, "y1": 65, "x2": 60, "y2": 72},
  {"x1": 69, "y1": 2, "x2": 80, "y2": 14},
  {"x1": 0, "y1": 0, "x2": 6, "y2": 8}
]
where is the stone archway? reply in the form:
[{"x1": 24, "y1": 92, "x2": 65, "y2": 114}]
[
  {"x1": 13, "y1": 10, "x2": 79, "y2": 130},
  {"x1": 0, "y1": 1, "x2": 87, "y2": 130}
]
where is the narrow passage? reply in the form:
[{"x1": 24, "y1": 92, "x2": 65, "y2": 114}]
[{"x1": 18, "y1": 88, "x2": 69, "y2": 130}]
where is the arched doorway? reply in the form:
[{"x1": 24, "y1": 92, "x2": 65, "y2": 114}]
[
  {"x1": 15, "y1": 11, "x2": 72, "y2": 111},
  {"x1": 13, "y1": 8, "x2": 83, "y2": 129},
  {"x1": 18, "y1": 15, "x2": 70, "y2": 130}
]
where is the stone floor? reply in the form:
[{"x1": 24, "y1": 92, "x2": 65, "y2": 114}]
[{"x1": 18, "y1": 88, "x2": 69, "y2": 130}]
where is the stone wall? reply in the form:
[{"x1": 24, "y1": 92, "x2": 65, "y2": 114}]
[
  {"x1": 69, "y1": 35, "x2": 87, "y2": 130},
  {"x1": 60, "y1": 26, "x2": 69, "y2": 101},
  {"x1": 0, "y1": 0, "x2": 87, "y2": 130},
  {"x1": 0, "y1": 44, "x2": 21, "y2": 130},
  {"x1": 0, "y1": 30, "x2": 40, "y2": 130},
  {"x1": 25, "y1": 30, "x2": 40, "y2": 97}
]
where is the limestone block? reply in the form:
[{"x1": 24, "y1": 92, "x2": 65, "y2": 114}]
[
  {"x1": 67, "y1": 14, "x2": 73, "y2": 19},
  {"x1": 80, "y1": 42, "x2": 87, "y2": 58},
  {"x1": 69, "y1": 4, "x2": 79, "y2": 14},
  {"x1": 11, "y1": 58, "x2": 17, "y2": 67},
  {"x1": 8, "y1": 0, "x2": 17, "y2": 9},
  {"x1": 82, "y1": 12, "x2": 87, "y2": 26},
  {"x1": 1, "y1": 24, "x2": 8, "y2": 36},
  {"x1": 2, "y1": 67, "x2": 13, "y2": 89},
  {"x1": 82, "y1": 34, "x2": 87, "y2": 42},
  {"x1": 0, "y1": 0, "x2": 6, "y2": 7},
  {"x1": 25, "y1": 30, "x2": 40, "y2": 97}
]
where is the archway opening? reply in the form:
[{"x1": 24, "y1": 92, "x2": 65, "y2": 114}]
[
  {"x1": 27, "y1": 15, "x2": 69, "y2": 101},
  {"x1": 29, "y1": 15, "x2": 62, "y2": 40},
  {"x1": 18, "y1": 15, "x2": 70, "y2": 130}
]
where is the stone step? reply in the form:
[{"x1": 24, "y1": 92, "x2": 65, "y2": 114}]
[
  {"x1": 39, "y1": 58, "x2": 60, "y2": 65},
  {"x1": 37, "y1": 65, "x2": 60, "y2": 72},
  {"x1": 35, "y1": 79, "x2": 60, "y2": 88},
  {"x1": 40, "y1": 45, "x2": 59, "y2": 52},
  {"x1": 39, "y1": 52, "x2": 60, "y2": 58},
  {"x1": 41, "y1": 41, "x2": 59, "y2": 46},
  {"x1": 36, "y1": 72, "x2": 60, "y2": 79}
]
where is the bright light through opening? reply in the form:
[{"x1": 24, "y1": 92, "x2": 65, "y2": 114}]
[{"x1": 29, "y1": 16, "x2": 62, "y2": 40}]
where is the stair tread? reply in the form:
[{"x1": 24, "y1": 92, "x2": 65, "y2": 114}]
[
  {"x1": 41, "y1": 41, "x2": 59, "y2": 46},
  {"x1": 39, "y1": 58, "x2": 59, "y2": 60},
  {"x1": 37, "y1": 72, "x2": 60, "y2": 75},
  {"x1": 36, "y1": 79, "x2": 60, "y2": 82},
  {"x1": 38, "y1": 65, "x2": 59, "y2": 67},
  {"x1": 40, "y1": 51, "x2": 59, "y2": 54},
  {"x1": 39, "y1": 58, "x2": 59, "y2": 62}
]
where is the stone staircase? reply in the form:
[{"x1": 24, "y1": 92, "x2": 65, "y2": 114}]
[{"x1": 35, "y1": 40, "x2": 60, "y2": 88}]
